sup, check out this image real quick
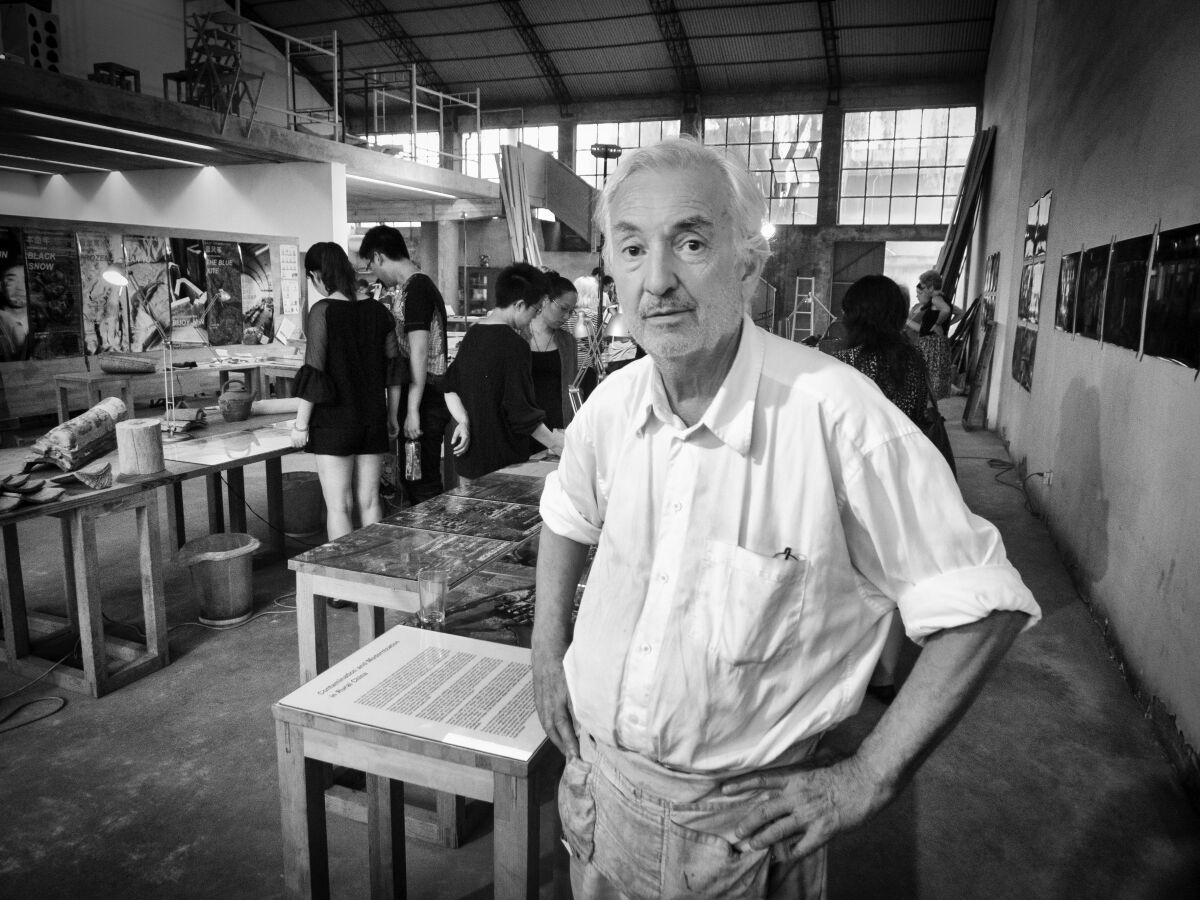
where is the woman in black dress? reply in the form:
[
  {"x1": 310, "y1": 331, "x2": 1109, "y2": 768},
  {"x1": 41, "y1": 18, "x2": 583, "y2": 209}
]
[
  {"x1": 444, "y1": 263, "x2": 565, "y2": 481},
  {"x1": 291, "y1": 242, "x2": 405, "y2": 541},
  {"x1": 525, "y1": 272, "x2": 578, "y2": 451}
]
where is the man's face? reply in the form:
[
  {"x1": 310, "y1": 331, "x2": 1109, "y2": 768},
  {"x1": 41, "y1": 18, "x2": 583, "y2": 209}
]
[
  {"x1": 366, "y1": 252, "x2": 394, "y2": 287},
  {"x1": 2, "y1": 268, "x2": 26, "y2": 308},
  {"x1": 607, "y1": 166, "x2": 753, "y2": 361}
]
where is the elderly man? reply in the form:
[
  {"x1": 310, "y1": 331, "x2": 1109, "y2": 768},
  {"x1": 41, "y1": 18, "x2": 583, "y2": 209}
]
[{"x1": 532, "y1": 137, "x2": 1040, "y2": 900}]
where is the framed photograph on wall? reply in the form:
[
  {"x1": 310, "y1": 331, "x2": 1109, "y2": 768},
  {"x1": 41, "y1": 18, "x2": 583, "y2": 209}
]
[
  {"x1": 1011, "y1": 323, "x2": 1037, "y2": 392},
  {"x1": 1033, "y1": 191, "x2": 1052, "y2": 259},
  {"x1": 1103, "y1": 234, "x2": 1153, "y2": 352},
  {"x1": 1144, "y1": 222, "x2": 1200, "y2": 368},
  {"x1": 1075, "y1": 242, "x2": 1112, "y2": 341},
  {"x1": 1055, "y1": 251, "x2": 1080, "y2": 332},
  {"x1": 1017, "y1": 260, "x2": 1044, "y2": 323}
]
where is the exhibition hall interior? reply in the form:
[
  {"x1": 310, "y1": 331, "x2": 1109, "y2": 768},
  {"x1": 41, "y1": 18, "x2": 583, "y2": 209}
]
[{"x1": 0, "y1": 1, "x2": 1197, "y2": 898}]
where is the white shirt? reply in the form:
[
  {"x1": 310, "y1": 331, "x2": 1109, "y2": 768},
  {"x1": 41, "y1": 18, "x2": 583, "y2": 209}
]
[{"x1": 540, "y1": 318, "x2": 1040, "y2": 775}]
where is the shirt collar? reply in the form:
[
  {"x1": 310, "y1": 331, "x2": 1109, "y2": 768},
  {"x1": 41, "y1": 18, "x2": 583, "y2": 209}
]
[{"x1": 635, "y1": 315, "x2": 764, "y2": 456}]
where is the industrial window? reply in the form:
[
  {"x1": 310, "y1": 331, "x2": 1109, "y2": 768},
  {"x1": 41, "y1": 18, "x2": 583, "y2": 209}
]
[
  {"x1": 703, "y1": 114, "x2": 822, "y2": 226},
  {"x1": 838, "y1": 107, "x2": 976, "y2": 226},
  {"x1": 366, "y1": 132, "x2": 441, "y2": 168},
  {"x1": 574, "y1": 120, "x2": 681, "y2": 188},
  {"x1": 461, "y1": 125, "x2": 559, "y2": 182}
]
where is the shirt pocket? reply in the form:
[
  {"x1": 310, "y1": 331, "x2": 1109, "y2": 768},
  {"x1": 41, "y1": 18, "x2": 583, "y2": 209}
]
[{"x1": 687, "y1": 540, "x2": 807, "y2": 665}]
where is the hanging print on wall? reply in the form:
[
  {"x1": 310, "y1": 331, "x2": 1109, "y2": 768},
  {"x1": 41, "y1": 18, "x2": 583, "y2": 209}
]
[
  {"x1": 1144, "y1": 222, "x2": 1200, "y2": 368},
  {"x1": 168, "y1": 236, "x2": 209, "y2": 331},
  {"x1": 78, "y1": 231, "x2": 129, "y2": 355},
  {"x1": 1075, "y1": 242, "x2": 1111, "y2": 341},
  {"x1": 238, "y1": 242, "x2": 274, "y2": 344},
  {"x1": 1032, "y1": 191, "x2": 1052, "y2": 259},
  {"x1": 122, "y1": 234, "x2": 172, "y2": 350},
  {"x1": 1017, "y1": 261, "x2": 1044, "y2": 323},
  {"x1": 1056, "y1": 251, "x2": 1080, "y2": 332},
  {"x1": 202, "y1": 240, "x2": 244, "y2": 346},
  {"x1": 0, "y1": 226, "x2": 29, "y2": 361},
  {"x1": 1102, "y1": 234, "x2": 1154, "y2": 352},
  {"x1": 23, "y1": 227, "x2": 83, "y2": 359},
  {"x1": 1011, "y1": 323, "x2": 1037, "y2": 392}
]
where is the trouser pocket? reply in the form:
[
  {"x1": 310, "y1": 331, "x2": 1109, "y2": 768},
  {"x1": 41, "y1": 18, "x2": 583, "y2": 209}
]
[
  {"x1": 664, "y1": 803, "x2": 771, "y2": 899},
  {"x1": 557, "y1": 755, "x2": 596, "y2": 863}
]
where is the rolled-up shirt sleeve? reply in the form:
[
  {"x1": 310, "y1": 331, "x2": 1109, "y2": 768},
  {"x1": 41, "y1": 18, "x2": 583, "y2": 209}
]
[
  {"x1": 539, "y1": 415, "x2": 604, "y2": 545},
  {"x1": 839, "y1": 432, "x2": 1042, "y2": 643}
]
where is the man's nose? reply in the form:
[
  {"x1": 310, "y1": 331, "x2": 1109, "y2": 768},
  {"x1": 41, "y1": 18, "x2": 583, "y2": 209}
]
[{"x1": 643, "y1": 242, "x2": 677, "y2": 296}]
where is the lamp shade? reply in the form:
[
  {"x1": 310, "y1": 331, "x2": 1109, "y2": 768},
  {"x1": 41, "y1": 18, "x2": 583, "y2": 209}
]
[
  {"x1": 602, "y1": 310, "x2": 630, "y2": 339},
  {"x1": 572, "y1": 311, "x2": 595, "y2": 340},
  {"x1": 101, "y1": 267, "x2": 129, "y2": 287}
]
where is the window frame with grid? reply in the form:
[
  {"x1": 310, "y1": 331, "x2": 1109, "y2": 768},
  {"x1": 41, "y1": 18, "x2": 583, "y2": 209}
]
[
  {"x1": 460, "y1": 124, "x2": 559, "y2": 182},
  {"x1": 573, "y1": 119, "x2": 682, "y2": 189},
  {"x1": 838, "y1": 106, "x2": 977, "y2": 226},
  {"x1": 702, "y1": 113, "x2": 822, "y2": 226}
]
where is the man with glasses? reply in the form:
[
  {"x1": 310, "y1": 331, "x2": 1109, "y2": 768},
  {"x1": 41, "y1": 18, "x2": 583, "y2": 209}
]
[{"x1": 358, "y1": 225, "x2": 452, "y2": 504}]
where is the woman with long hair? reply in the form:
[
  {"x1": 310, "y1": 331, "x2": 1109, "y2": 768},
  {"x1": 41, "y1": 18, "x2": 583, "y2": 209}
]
[
  {"x1": 291, "y1": 242, "x2": 405, "y2": 546},
  {"x1": 525, "y1": 271, "x2": 578, "y2": 448}
]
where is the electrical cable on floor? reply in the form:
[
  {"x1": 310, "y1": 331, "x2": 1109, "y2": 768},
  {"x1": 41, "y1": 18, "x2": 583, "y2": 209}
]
[
  {"x1": 0, "y1": 650, "x2": 74, "y2": 700},
  {"x1": 0, "y1": 697, "x2": 68, "y2": 733},
  {"x1": 986, "y1": 458, "x2": 1045, "y2": 519},
  {"x1": 217, "y1": 472, "x2": 325, "y2": 548}
]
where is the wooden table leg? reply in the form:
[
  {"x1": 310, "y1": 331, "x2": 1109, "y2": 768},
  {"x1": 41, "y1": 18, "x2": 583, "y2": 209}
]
[
  {"x1": 162, "y1": 483, "x2": 186, "y2": 551},
  {"x1": 295, "y1": 573, "x2": 326, "y2": 684},
  {"x1": 265, "y1": 457, "x2": 284, "y2": 557},
  {"x1": 137, "y1": 502, "x2": 168, "y2": 663},
  {"x1": 59, "y1": 519, "x2": 77, "y2": 627},
  {"x1": 367, "y1": 775, "x2": 406, "y2": 899},
  {"x1": 227, "y1": 467, "x2": 247, "y2": 533},
  {"x1": 69, "y1": 509, "x2": 107, "y2": 697},
  {"x1": 0, "y1": 524, "x2": 30, "y2": 661},
  {"x1": 277, "y1": 719, "x2": 330, "y2": 900},
  {"x1": 493, "y1": 772, "x2": 538, "y2": 900},
  {"x1": 56, "y1": 384, "x2": 70, "y2": 423},
  {"x1": 207, "y1": 473, "x2": 225, "y2": 534}
]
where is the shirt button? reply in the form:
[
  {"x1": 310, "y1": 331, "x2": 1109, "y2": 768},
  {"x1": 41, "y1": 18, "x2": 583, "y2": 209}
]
[
  {"x1": 658, "y1": 573, "x2": 669, "y2": 583},
  {"x1": 641, "y1": 643, "x2": 652, "y2": 653},
  {"x1": 672, "y1": 502, "x2": 682, "y2": 512}
]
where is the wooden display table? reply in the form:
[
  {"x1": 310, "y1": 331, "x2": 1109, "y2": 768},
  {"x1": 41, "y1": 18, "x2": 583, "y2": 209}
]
[
  {"x1": 274, "y1": 628, "x2": 562, "y2": 899},
  {"x1": 54, "y1": 372, "x2": 135, "y2": 423}
]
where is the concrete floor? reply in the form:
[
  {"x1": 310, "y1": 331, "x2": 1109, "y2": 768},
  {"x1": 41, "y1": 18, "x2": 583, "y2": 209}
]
[{"x1": 0, "y1": 397, "x2": 1198, "y2": 899}]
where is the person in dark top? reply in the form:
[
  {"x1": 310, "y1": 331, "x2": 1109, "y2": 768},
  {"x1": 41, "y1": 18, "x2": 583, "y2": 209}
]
[
  {"x1": 291, "y1": 242, "x2": 405, "y2": 543},
  {"x1": 444, "y1": 263, "x2": 565, "y2": 480},
  {"x1": 833, "y1": 273, "x2": 932, "y2": 702},
  {"x1": 526, "y1": 272, "x2": 578, "y2": 451},
  {"x1": 835, "y1": 274, "x2": 930, "y2": 425},
  {"x1": 359, "y1": 225, "x2": 461, "y2": 505}
]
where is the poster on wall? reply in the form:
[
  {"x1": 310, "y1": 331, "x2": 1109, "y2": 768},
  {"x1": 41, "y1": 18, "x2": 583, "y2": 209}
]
[
  {"x1": 983, "y1": 251, "x2": 1000, "y2": 295},
  {"x1": 22, "y1": 227, "x2": 83, "y2": 359},
  {"x1": 1011, "y1": 323, "x2": 1037, "y2": 392},
  {"x1": 1017, "y1": 260, "x2": 1044, "y2": 323},
  {"x1": 78, "y1": 231, "x2": 129, "y2": 355},
  {"x1": 168, "y1": 236, "x2": 209, "y2": 330},
  {"x1": 1143, "y1": 222, "x2": 1200, "y2": 369},
  {"x1": 1102, "y1": 234, "x2": 1153, "y2": 352},
  {"x1": 1075, "y1": 242, "x2": 1111, "y2": 341},
  {"x1": 0, "y1": 226, "x2": 29, "y2": 362},
  {"x1": 1024, "y1": 202, "x2": 1037, "y2": 260},
  {"x1": 1033, "y1": 191, "x2": 1052, "y2": 258},
  {"x1": 279, "y1": 242, "x2": 301, "y2": 317},
  {"x1": 1055, "y1": 251, "x2": 1080, "y2": 332},
  {"x1": 122, "y1": 234, "x2": 172, "y2": 350},
  {"x1": 238, "y1": 242, "x2": 274, "y2": 344},
  {"x1": 202, "y1": 241, "x2": 244, "y2": 346}
]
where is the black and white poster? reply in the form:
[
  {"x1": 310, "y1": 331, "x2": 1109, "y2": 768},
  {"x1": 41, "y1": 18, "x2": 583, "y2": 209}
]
[
  {"x1": 78, "y1": 231, "x2": 129, "y2": 355},
  {"x1": 1011, "y1": 323, "x2": 1037, "y2": 392},
  {"x1": 23, "y1": 227, "x2": 83, "y2": 359},
  {"x1": 122, "y1": 233, "x2": 172, "y2": 350},
  {"x1": 1033, "y1": 191, "x2": 1052, "y2": 259},
  {"x1": 1144, "y1": 222, "x2": 1200, "y2": 368},
  {"x1": 238, "y1": 242, "x2": 274, "y2": 344},
  {"x1": 168, "y1": 236, "x2": 209, "y2": 331},
  {"x1": 1017, "y1": 260, "x2": 1044, "y2": 324},
  {"x1": 0, "y1": 227, "x2": 29, "y2": 361},
  {"x1": 202, "y1": 241, "x2": 244, "y2": 346},
  {"x1": 1075, "y1": 243, "x2": 1111, "y2": 342},
  {"x1": 1102, "y1": 234, "x2": 1153, "y2": 352},
  {"x1": 1055, "y1": 251, "x2": 1080, "y2": 332}
]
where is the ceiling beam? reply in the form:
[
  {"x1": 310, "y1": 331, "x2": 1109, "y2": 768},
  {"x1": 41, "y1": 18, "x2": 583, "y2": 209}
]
[
  {"x1": 648, "y1": 0, "x2": 701, "y2": 113},
  {"x1": 495, "y1": 0, "x2": 574, "y2": 117},
  {"x1": 339, "y1": 0, "x2": 449, "y2": 94},
  {"x1": 817, "y1": 0, "x2": 841, "y2": 106}
]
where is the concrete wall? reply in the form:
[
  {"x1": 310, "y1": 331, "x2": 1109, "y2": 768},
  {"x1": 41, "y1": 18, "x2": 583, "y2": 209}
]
[{"x1": 981, "y1": 0, "x2": 1200, "y2": 752}]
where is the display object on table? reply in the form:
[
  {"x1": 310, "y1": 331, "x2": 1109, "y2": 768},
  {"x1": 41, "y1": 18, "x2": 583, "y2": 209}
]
[
  {"x1": 404, "y1": 439, "x2": 421, "y2": 480},
  {"x1": 418, "y1": 567, "x2": 447, "y2": 628},
  {"x1": 24, "y1": 396, "x2": 127, "y2": 472},
  {"x1": 218, "y1": 378, "x2": 256, "y2": 422}
]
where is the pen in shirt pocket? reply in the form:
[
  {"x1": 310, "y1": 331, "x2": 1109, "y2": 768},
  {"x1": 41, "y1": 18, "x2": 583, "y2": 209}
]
[{"x1": 774, "y1": 547, "x2": 796, "y2": 561}]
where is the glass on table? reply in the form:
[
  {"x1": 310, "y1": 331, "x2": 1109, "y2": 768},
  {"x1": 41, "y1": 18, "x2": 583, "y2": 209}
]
[{"x1": 417, "y1": 567, "x2": 447, "y2": 629}]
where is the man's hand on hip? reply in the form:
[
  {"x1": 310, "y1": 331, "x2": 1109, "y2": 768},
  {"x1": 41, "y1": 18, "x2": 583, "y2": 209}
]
[
  {"x1": 722, "y1": 754, "x2": 888, "y2": 861},
  {"x1": 531, "y1": 644, "x2": 580, "y2": 759}
]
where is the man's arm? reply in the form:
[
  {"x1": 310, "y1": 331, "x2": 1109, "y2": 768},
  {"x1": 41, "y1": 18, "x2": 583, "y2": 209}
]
[
  {"x1": 405, "y1": 329, "x2": 429, "y2": 439},
  {"x1": 532, "y1": 526, "x2": 590, "y2": 759},
  {"x1": 725, "y1": 609, "x2": 1029, "y2": 858}
]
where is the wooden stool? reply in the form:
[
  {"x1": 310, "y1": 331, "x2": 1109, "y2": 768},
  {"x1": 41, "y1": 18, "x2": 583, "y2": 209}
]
[{"x1": 54, "y1": 372, "x2": 135, "y2": 423}]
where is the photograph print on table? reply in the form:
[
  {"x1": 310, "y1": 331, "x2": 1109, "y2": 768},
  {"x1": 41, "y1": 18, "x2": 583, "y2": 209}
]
[
  {"x1": 1056, "y1": 251, "x2": 1080, "y2": 332},
  {"x1": 1102, "y1": 233, "x2": 1154, "y2": 352},
  {"x1": 1075, "y1": 242, "x2": 1112, "y2": 341},
  {"x1": 1144, "y1": 222, "x2": 1200, "y2": 369}
]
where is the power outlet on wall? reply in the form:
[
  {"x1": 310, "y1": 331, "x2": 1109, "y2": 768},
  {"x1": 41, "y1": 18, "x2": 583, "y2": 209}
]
[{"x1": 1045, "y1": 470, "x2": 1054, "y2": 487}]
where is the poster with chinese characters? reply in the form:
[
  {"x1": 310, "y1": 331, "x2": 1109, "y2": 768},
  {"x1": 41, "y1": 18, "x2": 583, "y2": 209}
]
[{"x1": 202, "y1": 240, "x2": 244, "y2": 346}]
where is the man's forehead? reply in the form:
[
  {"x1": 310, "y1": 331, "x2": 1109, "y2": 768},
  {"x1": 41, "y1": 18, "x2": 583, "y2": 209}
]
[{"x1": 609, "y1": 165, "x2": 730, "y2": 231}]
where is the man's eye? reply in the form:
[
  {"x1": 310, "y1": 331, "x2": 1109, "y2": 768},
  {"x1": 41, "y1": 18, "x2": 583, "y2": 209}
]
[
  {"x1": 680, "y1": 239, "x2": 705, "y2": 254},
  {"x1": 620, "y1": 245, "x2": 644, "y2": 258}
]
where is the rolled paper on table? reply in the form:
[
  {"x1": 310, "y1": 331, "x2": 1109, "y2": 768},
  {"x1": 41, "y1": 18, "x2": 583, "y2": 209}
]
[
  {"x1": 250, "y1": 398, "x2": 300, "y2": 415},
  {"x1": 116, "y1": 418, "x2": 165, "y2": 476}
]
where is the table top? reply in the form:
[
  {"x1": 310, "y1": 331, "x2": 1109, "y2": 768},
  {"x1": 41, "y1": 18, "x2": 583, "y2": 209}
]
[
  {"x1": 54, "y1": 360, "x2": 279, "y2": 387},
  {"x1": 0, "y1": 412, "x2": 295, "y2": 526}
]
